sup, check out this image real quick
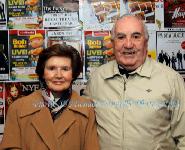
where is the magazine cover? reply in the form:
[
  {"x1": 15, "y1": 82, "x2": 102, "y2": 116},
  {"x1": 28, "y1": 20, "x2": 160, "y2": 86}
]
[
  {"x1": 81, "y1": 0, "x2": 120, "y2": 30},
  {"x1": 9, "y1": 29, "x2": 45, "y2": 81},
  {"x1": 43, "y1": 0, "x2": 80, "y2": 29},
  {"x1": 84, "y1": 30, "x2": 113, "y2": 79},
  {"x1": 156, "y1": 31, "x2": 185, "y2": 75},
  {"x1": 4, "y1": 81, "x2": 40, "y2": 114},
  {"x1": 0, "y1": 0, "x2": 6, "y2": 29},
  {"x1": 0, "y1": 83, "x2": 5, "y2": 133},
  {"x1": 7, "y1": 0, "x2": 43, "y2": 29},
  {"x1": 46, "y1": 29, "x2": 83, "y2": 78},
  {"x1": 164, "y1": 0, "x2": 185, "y2": 28},
  {"x1": 0, "y1": 30, "x2": 9, "y2": 80}
]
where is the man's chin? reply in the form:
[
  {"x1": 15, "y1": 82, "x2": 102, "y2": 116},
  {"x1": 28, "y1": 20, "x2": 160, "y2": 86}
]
[{"x1": 120, "y1": 62, "x2": 137, "y2": 70}]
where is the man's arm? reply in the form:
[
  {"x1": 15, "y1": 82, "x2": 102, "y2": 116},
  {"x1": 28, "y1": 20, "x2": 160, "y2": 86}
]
[{"x1": 170, "y1": 73, "x2": 185, "y2": 149}]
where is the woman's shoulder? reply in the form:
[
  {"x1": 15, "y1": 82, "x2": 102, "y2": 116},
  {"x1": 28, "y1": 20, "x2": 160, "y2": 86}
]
[
  {"x1": 69, "y1": 90, "x2": 95, "y2": 118},
  {"x1": 71, "y1": 90, "x2": 94, "y2": 107},
  {"x1": 7, "y1": 90, "x2": 43, "y2": 114}
]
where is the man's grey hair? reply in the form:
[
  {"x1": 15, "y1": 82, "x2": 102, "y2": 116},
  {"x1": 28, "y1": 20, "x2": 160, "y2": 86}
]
[{"x1": 111, "y1": 14, "x2": 149, "y2": 41}]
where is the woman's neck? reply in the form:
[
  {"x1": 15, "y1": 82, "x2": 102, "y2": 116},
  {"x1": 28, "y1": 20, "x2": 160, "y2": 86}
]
[{"x1": 51, "y1": 91, "x2": 61, "y2": 99}]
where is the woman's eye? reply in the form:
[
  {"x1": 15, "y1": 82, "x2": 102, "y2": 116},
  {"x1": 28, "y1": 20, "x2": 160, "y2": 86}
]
[
  {"x1": 47, "y1": 66, "x2": 55, "y2": 70},
  {"x1": 62, "y1": 66, "x2": 71, "y2": 71}
]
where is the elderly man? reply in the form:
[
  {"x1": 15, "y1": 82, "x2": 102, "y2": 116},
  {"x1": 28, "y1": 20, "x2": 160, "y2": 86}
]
[{"x1": 84, "y1": 14, "x2": 185, "y2": 150}]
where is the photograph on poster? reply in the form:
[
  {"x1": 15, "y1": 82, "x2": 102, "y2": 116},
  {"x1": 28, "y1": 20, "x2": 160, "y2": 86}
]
[{"x1": 156, "y1": 31, "x2": 185, "y2": 75}]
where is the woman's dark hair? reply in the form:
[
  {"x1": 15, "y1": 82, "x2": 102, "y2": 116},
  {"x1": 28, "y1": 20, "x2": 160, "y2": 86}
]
[{"x1": 36, "y1": 44, "x2": 82, "y2": 82}]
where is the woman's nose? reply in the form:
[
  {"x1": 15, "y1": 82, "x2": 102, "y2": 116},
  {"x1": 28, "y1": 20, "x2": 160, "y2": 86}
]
[{"x1": 55, "y1": 69, "x2": 63, "y2": 78}]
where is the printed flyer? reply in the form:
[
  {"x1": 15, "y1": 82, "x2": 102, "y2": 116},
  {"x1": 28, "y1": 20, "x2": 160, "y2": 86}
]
[
  {"x1": 81, "y1": 0, "x2": 120, "y2": 30},
  {"x1": 7, "y1": 0, "x2": 42, "y2": 29},
  {"x1": 9, "y1": 29, "x2": 45, "y2": 81},
  {"x1": 43, "y1": 0, "x2": 80, "y2": 29},
  {"x1": 0, "y1": 30, "x2": 9, "y2": 80},
  {"x1": 156, "y1": 31, "x2": 185, "y2": 75}
]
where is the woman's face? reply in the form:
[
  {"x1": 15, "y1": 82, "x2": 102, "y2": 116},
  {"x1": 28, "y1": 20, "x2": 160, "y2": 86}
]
[
  {"x1": 43, "y1": 56, "x2": 73, "y2": 94},
  {"x1": 10, "y1": 86, "x2": 19, "y2": 98}
]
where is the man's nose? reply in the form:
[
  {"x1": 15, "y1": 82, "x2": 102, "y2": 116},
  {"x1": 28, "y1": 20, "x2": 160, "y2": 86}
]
[{"x1": 123, "y1": 38, "x2": 134, "y2": 48}]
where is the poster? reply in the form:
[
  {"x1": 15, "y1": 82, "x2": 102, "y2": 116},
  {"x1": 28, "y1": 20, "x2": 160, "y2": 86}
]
[
  {"x1": 46, "y1": 29, "x2": 83, "y2": 78},
  {"x1": 148, "y1": 30, "x2": 157, "y2": 60},
  {"x1": 81, "y1": 0, "x2": 120, "y2": 30},
  {"x1": 72, "y1": 80, "x2": 87, "y2": 96},
  {"x1": 4, "y1": 81, "x2": 40, "y2": 115},
  {"x1": 0, "y1": 30, "x2": 9, "y2": 80},
  {"x1": 164, "y1": 0, "x2": 185, "y2": 28},
  {"x1": 84, "y1": 30, "x2": 113, "y2": 79},
  {"x1": 43, "y1": 0, "x2": 80, "y2": 29},
  {"x1": 127, "y1": 0, "x2": 155, "y2": 29},
  {"x1": 156, "y1": 31, "x2": 185, "y2": 75},
  {"x1": 7, "y1": 0, "x2": 42, "y2": 29},
  {"x1": 0, "y1": 0, "x2": 6, "y2": 29},
  {"x1": 9, "y1": 29, "x2": 45, "y2": 81},
  {"x1": 155, "y1": 1, "x2": 164, "y2": 30},
  {"x1": 0, "y1": 83, "x2": 5, "y2": 133}
]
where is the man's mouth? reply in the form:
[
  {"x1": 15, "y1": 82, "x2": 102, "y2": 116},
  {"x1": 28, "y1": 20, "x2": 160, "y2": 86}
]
[{"x1": 122, "y1": 51, "x2": 137, "y2": 55}]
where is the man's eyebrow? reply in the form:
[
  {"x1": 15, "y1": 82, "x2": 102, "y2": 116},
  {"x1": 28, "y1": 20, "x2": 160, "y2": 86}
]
[
  {"x1": 132, "y1": 32, "x2": 142, "y2": 35},
  {"x1": 116, "y1": 32, "x2": 126, "y2": 36},
  {"x1": 116, "y1": 32, "x2": 142, "y2": 36}
]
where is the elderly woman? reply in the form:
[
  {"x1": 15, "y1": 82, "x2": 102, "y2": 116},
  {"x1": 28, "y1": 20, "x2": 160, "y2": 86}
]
[{"x1": 0, "y1": 44, "x2": 100, "y2": 150}]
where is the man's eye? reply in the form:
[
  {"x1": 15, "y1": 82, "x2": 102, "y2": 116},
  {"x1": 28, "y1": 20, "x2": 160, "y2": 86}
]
[
  {"x1": 116, "y1": 35, "x2": 125, "y2": 40},
  {"x1": 132, "y1": 34, "x2": 142, "y2": 39}
]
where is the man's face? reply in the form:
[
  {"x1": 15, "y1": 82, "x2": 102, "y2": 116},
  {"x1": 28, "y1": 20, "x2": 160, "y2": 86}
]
[{"x1": 112, "y1": 16, "x2": 148, "y2": 71}]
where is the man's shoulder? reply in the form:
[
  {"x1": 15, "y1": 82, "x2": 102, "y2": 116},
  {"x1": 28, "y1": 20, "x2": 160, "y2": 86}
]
[
  {"x1": 91, "y1": 60, "x2": 116, "y2": 77},
  {"x1": 151, "y1": 58, "x2": 180, "y2": 77}
]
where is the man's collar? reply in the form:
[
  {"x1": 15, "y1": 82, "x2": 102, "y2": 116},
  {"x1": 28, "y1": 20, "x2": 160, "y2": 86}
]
[
  {"x1": 102, "y1": 57, "x2": 153, "y2": 79},
  {"x1": 132, "y1": 57, "x2": 152, "y2": 78}
]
